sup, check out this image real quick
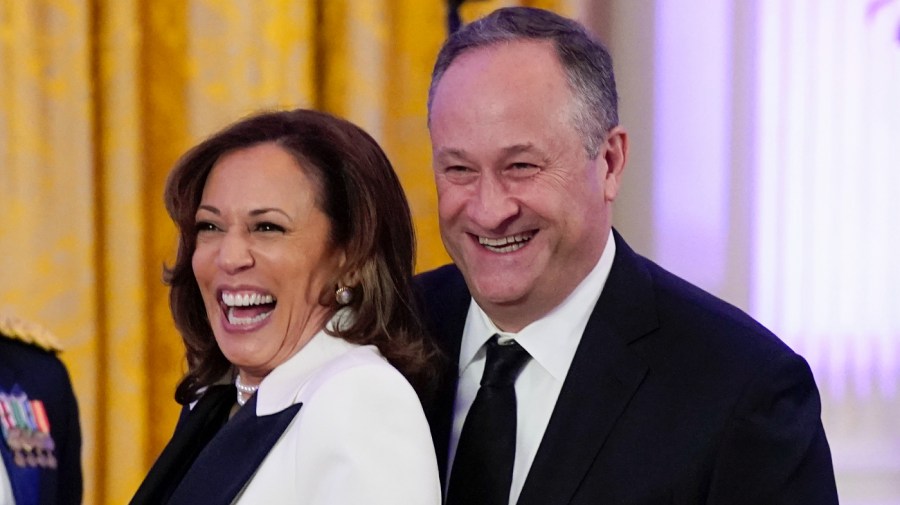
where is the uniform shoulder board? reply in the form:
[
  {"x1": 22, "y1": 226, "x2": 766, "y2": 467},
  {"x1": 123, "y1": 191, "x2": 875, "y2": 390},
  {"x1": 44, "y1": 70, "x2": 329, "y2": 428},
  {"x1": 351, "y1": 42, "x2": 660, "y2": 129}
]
[{"x1": 0, "y1": 312, "x2": 63, "y2": 353}]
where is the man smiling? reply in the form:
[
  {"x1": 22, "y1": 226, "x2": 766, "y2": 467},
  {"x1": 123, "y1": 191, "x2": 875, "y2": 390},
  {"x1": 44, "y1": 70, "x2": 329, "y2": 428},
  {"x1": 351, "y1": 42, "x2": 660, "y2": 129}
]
[{"x1": 416, "y1": 7, "x2": 838, "y2": 505}]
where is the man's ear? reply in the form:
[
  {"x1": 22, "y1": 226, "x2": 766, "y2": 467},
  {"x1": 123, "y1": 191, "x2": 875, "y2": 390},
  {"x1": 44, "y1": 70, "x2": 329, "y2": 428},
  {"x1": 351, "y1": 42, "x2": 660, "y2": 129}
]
[{"x1": 602, "y1": 125, "x2": 628, "y2": 202}]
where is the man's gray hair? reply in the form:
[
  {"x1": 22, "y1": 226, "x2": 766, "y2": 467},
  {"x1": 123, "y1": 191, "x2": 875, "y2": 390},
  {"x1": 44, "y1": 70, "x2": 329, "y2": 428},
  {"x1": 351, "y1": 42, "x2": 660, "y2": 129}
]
[{"x1": 427, "y1": 7, "x2": 618, "y2": 159}]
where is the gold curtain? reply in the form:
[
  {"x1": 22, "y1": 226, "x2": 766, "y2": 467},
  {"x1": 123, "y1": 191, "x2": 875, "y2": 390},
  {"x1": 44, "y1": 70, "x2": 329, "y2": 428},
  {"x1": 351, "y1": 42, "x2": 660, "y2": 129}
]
[{"x1": 0, "y1": 0, "x2": 578, "y2": 502}]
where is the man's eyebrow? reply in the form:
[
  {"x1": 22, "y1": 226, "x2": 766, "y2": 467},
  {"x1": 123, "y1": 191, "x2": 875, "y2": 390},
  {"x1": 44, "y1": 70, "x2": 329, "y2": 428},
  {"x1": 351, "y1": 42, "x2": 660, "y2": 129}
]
[
  {"x1": 434, "y1": 147, "x2": 471, "y2": 161},
  {"x1": 435, "y1": 143, "x2": 540, "y2": 160},
  {"x1": 500, "y1": 143, "x2": 538, "y2": 156}
]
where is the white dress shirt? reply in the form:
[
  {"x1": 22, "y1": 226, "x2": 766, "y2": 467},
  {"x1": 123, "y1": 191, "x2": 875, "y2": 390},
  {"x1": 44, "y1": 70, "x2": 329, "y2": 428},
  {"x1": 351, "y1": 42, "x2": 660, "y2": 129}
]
[
  {"x1": 448, "y1": 230, "x2": 616, "y2": 505},
  {"x1": 230, "y1": 321, "x2": 441, "y2": 504}
]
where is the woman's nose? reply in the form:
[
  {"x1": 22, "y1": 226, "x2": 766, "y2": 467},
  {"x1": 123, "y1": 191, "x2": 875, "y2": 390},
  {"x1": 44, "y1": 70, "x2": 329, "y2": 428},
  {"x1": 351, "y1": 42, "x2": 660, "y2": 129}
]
[{"x1": 215, "y1": 230, "x2": 254, "y2": 273}]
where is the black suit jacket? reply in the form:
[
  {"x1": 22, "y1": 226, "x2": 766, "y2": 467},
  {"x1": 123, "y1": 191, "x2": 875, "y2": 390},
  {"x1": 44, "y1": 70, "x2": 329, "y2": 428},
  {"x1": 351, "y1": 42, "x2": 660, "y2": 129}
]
[
  {"x1": 416, "y1": 231, "x2": 838, "y2": 504},
  {"x1": 0, "y1": 335, "x2": 82, "y2": 505}
]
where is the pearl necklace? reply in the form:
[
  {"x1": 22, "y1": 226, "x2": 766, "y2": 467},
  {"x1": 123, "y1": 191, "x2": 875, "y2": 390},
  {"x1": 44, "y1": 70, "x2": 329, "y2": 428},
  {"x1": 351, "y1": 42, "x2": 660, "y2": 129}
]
[{"x1": 234, "y1": 374, "x2": 259, "y2": 406}]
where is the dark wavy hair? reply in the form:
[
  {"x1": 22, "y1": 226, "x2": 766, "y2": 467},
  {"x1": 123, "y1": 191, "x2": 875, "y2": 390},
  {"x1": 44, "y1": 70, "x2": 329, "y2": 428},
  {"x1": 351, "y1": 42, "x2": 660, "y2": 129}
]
[
  {"x1": 428, "y1": 6, "x2": 618, "y2": 159},
  {"x1": 164, "y1": 108, "x2": 435, "y2": 403}
]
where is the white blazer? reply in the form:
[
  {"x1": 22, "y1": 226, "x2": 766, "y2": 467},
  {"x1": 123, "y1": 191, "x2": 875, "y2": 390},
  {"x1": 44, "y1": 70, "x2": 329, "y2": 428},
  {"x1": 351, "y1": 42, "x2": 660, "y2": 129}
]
[{"x1": 232, "y1": 329, "x2": 441, "y2": 504}]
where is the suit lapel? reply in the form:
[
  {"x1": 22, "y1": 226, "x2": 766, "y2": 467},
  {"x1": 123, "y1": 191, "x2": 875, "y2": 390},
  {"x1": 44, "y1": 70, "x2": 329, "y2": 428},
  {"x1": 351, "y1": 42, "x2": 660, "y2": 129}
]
[
  {"x1": 518, "y1": 231, "x2": 659, "y2": 505},
  {"x1": 167, "y1": 394, "x2": 303, "y2": 505}
]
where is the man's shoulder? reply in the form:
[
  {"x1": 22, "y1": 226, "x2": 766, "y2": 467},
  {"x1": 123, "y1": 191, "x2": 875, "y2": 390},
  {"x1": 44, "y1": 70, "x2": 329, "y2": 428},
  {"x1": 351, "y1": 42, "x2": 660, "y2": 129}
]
[
  {"x1": 414, "y1": 264, "x2": 471, "y2": 346},
  {"x1": 0, "y1": 335, "x2": 62, "y2": 367},
  {"x1": 0, "y1": 314, "x2": 70, "y2": 384},
  {"x1": 415, "y1": 264, "x2": 469, "y2": 301},
  {"x1": 634, "y1": 253, "x2": 791, "y2": 357},
  {"x1": 610, "y1": 232, "x2": 786, "y2": 354},
  {"x1": 415, "y1": 263, "x2": 463, "y2": 286},
  {"x1": 0, "y1": 312, "x2": 63, "y2": 354},
  {"x1": 606, "y1": 243, "x2": 808, "y2": 408}
]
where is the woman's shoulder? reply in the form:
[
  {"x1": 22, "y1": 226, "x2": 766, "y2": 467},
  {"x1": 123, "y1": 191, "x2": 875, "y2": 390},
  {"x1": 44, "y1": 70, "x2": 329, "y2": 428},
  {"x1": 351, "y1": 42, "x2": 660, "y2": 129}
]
[
  {"x1": 300, "y1": 344, "x2": 412, "y2": 399},
  {"x1": 292, "y1": 345, "x2": 431, "y2": 445}
]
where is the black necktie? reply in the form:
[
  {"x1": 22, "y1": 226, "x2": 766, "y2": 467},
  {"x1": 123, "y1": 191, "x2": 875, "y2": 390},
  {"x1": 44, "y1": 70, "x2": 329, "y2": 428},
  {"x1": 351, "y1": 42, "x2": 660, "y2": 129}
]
[{"x1": 447, "y1": 335, "x2": 531, "y2": 505}]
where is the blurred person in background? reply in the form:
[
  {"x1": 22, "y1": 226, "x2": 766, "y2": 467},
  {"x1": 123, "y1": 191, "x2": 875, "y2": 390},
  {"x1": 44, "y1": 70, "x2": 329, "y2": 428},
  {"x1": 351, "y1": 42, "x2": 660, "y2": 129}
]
[{"x1": 1, "y1": 313, "x2": 82, "y2": 505}]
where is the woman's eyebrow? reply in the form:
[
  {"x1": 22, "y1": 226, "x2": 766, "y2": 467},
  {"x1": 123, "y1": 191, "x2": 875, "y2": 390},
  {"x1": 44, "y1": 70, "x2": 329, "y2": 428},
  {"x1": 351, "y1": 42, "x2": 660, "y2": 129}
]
[{"x1": 249, "y1": 207, "x2": 291, "y2": 220}]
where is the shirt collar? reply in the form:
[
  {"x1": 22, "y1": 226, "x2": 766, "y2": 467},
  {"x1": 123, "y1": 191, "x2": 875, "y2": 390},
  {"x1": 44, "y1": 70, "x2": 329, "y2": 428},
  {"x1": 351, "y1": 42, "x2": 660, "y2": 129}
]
[{"x1": 459, "y1": 229, "x2": 616, "y2": 382}]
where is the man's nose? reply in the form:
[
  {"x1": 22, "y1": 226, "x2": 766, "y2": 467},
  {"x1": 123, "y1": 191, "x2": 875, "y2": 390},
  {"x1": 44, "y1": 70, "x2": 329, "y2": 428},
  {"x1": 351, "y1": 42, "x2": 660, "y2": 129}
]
[
  {"x1": 467, "y1": 174, "x2": 519, "y2": 230},
  {"x1": 215, "y1": 230, "x2": 254, "y2": 273}
]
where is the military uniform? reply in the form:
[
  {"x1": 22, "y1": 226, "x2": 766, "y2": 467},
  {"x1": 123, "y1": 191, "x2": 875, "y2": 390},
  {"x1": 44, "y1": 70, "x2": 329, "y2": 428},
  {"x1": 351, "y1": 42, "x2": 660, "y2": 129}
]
[{"x1": 0, "y1": 314, "x2": 82, "y2": 505}]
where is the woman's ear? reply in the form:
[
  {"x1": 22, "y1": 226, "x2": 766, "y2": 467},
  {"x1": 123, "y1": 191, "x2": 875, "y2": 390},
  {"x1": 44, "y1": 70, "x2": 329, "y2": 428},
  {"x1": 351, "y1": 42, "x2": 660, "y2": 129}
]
[
  {"x1": 336, "y1": 249, "x2": 348, "y2": 269},
  {"x1": 336, "y1": 254, "x2": 362, "y2": 288}
]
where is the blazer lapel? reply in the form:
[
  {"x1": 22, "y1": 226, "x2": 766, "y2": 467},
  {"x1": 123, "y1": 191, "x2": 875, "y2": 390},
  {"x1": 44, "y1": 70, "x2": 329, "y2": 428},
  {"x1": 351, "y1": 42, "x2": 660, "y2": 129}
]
[
  {"x1": 518, "y1": 231, "x2": 659, "y2": 505},
  {"x1": 167, "y1": 394, "x2": 303, "y2": 505},
  {"x1": 129, "y1": 385, "x2": 236, "y2": 505}
]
